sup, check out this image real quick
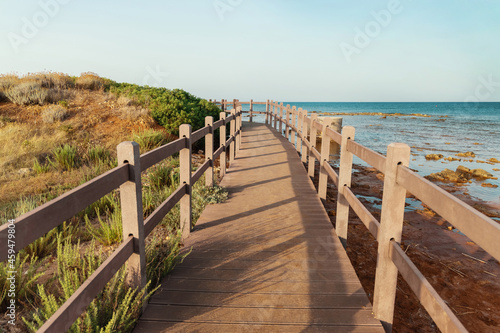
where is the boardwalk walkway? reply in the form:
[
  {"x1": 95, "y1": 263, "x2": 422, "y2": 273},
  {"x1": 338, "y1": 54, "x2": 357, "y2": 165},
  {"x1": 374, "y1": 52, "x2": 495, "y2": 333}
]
[{"x1": 134, "y1": 122, "x2": 384, "y2": 332}]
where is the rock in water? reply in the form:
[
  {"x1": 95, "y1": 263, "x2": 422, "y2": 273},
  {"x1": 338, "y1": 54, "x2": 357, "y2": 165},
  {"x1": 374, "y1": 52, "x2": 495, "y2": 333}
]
[
  {"x1": 425, "y1": 154, "x2": 444, "y2": 160},
  {"x1": 456, "y1": 151, "x2": 476, "y2": 158},
  {"x1": 471, "y1": 169, "x2": 493, "y2": 179}
]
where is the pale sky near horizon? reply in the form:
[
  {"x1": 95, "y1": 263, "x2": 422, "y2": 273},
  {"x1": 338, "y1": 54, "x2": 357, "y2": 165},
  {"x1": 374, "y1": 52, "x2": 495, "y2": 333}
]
[{"x1": 1, "y1": 0, "x2": 499, "y2": 102}]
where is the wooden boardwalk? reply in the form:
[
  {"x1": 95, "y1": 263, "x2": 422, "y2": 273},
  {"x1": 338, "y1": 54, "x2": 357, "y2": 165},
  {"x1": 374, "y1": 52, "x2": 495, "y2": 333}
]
[{"x1": 134, "y1": 122, "x2": 384, "y2": 332}]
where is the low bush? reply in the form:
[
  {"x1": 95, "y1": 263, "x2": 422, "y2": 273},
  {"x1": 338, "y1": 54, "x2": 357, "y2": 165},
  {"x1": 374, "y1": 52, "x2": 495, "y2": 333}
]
[
  {"x1": 76, "y1": 72, "x2": 104, "y2": 90},
  {"x1": 24, "y1": 72, "x2": 74, "y2": 89},
  {"x1": 4, "y1": 82, "x2": 48, "y2": 105},
  {"x1": 42, "y1": 105, "x2": 69, "y2": 123}
]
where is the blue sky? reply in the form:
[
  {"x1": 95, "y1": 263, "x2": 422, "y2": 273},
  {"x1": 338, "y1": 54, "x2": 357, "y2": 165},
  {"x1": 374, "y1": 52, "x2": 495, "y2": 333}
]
[{"x1": 1, "y1": 0, "x2": 499, "y2": 101}]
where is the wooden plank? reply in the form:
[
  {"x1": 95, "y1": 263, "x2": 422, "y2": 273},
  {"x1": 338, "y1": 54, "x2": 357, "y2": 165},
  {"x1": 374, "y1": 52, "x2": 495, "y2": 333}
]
[
  {"x1": 389, "y1": 241, "x2": 467, "y2": 333},
  {"x1": 346, "y1": 140, "x2": 386, "y2": 173},
  {"x1": 144, "y1": 184, "x2": 188, "y2": 237},
  {"x1": 150, "y1": 290, "x2": 372, "y2": 308},
  {"x1": 343, "y1": 187, "x2": 379, "y2": 239},
  {"x1": 397, "y1": 165, "x2": 500, "y2": 262},
  {"x1": 38, "y1": 236, "x2": 134, "y2": 333},
  {"x1": 192, "y1": 160, "x2": 211, "y2": 184},
  {"x1": 141, "y1": 305, "x2": 380, "y2": 326},
  {"x1": 191, "y1": 126, "x2": 210, "y2": 144},
  {"x1": 140, "y1": 137, "x2": 187, "y2": 171},
  {"x1": 0, "y1": 164, "x2": 129, "y2": 260},
  {"x1": 134, "y1": 322, "x2": 384, "y2": 333}
]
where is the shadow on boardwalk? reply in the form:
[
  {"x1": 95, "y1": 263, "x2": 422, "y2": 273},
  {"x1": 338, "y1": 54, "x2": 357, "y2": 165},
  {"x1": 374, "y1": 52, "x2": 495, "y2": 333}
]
[{"x1": 133, "y1": 122, "x2": 384, "y2": 332}]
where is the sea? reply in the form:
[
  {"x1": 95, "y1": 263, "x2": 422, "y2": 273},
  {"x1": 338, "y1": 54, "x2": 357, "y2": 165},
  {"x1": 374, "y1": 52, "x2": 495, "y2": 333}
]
[{"x1": 248, "y1": 102, "x2": 500, "y2": 207}]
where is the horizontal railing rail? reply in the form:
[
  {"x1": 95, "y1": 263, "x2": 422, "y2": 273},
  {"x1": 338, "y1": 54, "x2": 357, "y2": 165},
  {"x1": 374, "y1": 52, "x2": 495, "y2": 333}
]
[
  {"x1": 3, "y1": 106, "x2": 244, "y2": 332},
  {"x1": 257, "y1": 99, "x2": 498, "y2": 333}
]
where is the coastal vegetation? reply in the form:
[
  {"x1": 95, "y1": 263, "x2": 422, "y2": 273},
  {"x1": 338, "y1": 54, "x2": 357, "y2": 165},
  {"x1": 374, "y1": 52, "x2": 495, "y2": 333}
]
[{"x1": 0, "y1": 72, "x2": 227, "y2": 331}]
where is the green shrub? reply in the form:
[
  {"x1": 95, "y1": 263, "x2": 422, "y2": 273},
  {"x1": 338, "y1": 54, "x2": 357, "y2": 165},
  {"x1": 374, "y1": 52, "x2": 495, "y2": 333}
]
[
  {"x1": 146, "y1": 229, "x2": 184, "y2": 286},
  {"x1": 42, "y1": 105, "x2": 69, "y2": 123},
  {"x1": 4, "y1": 82, "x2": 48, "y2": 105},
  {"x1": 109, "y1": 83, "x2": 220, "y2": 135},
  {"x1": 147, "y1": 164, "x2": 173, "y2": 190},
  {"x1": 132, "y1": 129, "x2": 170, "y2": 152},
  {"x1": 23, "y1": 239, "x2": 156, "y2": 332},
  {"x1": 85, "y1": 207, "x2": 122, "y2": 246},
  {"x1": 50, "y1": 144, "x2": 79, "y2": 171},
  {"x1": 33, "y1": 159, "x2": 51, "y2": 174},
  {"x1": 0, "y1": 254, "x2": 45, "y2": 311},
  {"x1": 87, "y1": 146, "x2": 112, "y2": 165}
]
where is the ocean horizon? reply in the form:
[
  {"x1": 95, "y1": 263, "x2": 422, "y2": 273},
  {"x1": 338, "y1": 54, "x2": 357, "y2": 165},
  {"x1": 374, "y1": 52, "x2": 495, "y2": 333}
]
[{"x1": 247, "y1": 102, "x2": 500, "y2": 206}]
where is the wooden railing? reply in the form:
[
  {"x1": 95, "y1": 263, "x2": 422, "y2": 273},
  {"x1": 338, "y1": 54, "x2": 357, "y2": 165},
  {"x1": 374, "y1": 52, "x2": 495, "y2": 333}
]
[
  {"x1": 0, "y1": 107, "x2": 244, "y2": 332},
  {"x1": 242, "y1": 100, "x2": 500, "y2": 333}
]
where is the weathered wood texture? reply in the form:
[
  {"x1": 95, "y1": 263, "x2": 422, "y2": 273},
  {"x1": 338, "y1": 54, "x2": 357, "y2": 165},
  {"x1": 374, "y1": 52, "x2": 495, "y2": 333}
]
[{"x1": 134, "y1": 122, "x2": 383, "y2": 332}]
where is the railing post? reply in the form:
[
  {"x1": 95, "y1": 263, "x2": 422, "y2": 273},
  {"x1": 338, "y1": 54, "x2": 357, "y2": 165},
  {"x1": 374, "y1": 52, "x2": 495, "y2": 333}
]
[
  {"x1": 273, "y1": 101, "x2": 278, "y2": 129},
  {"x1": 291, "y1": 106, "x2": 297, "y2": 148},
  {"x1": 373, "y1": 143, "x2": 411, "y2": 331},
  {"x1": 270, "y1": 100, "x2": 274, "y2": 127},
  {"x1": 301, "y1": 110, "x2": 308, "y2": 163},
  {"x1": 205, "y1": 116, "x2": 214, "y2": 187},
  {"x1": 179, "y1": 124, "x2": 192, "y2": 239},
  {"x1": 249, "y1": 99, "x2": 253, "y2": 123},
  {"x1": 318, "y1": 117, "x2": 332, "y2": 201},
  {"x1": 265, "y1": 99, "x2": 269, "y2": 125},
  {"x1": 336, "y1": 126, "x2": 355, "y2": 245},
  {"x1": 117, "y1": 142, "x2": 146, "y2": 289},
  {"x1": 308, "y1": 113, "x2": 318, "y2": 178},
  {"x1": 296, "y1": 107, "x2": 303, "y2": 153},
  {"x1": 279, "y1": 102, "x2": 283, "y2": 134},
  {"x1": 285, "y1": 104, "x2": 290, "y2": 140},
  {"x1": 236, "y1": 105, "x2": 242, "y2": 153},
  {"x1": 219, "y1": 112, "x2": 226, "y2": 178},
  {"x1": 230, "y1": 109, "x2": 236, "y2": 164}
]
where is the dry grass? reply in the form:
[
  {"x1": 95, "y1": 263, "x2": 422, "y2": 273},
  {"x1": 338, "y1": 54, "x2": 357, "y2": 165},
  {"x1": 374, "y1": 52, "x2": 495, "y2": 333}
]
[
  {"x1": 42, "y1": 105, "x2": 69, "y2": 123},
  {"x1": 0, "y1": 123, "x2": 67, "y2": 178}
]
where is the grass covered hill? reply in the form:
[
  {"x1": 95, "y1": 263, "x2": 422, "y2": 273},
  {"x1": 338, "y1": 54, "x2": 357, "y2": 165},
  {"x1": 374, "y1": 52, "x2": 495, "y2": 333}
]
[{"x1": 0, "y1": 72, "x2": 227, "y2": 332}]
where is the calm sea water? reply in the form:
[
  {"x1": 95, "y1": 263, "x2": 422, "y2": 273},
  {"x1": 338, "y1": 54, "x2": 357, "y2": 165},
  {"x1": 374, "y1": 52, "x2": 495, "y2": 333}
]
[{"x1": 249, "y1": 102, "x2": 500, "y2": 205}]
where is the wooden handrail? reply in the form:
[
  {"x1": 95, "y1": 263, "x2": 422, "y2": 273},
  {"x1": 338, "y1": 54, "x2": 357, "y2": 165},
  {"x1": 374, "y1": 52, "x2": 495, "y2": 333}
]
[
  {"x1": 397, "y1": 165, "x2": 500, "y2": 262},
  {"x1": 3, "y1": 105, "x2": 244, "y2": 330},
  {"x1": 140, "y1": 137, "x2": 187, "y2": 172},
  {"x1": 0, "y1": 164, "x2": 129, "y2": 260}
]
